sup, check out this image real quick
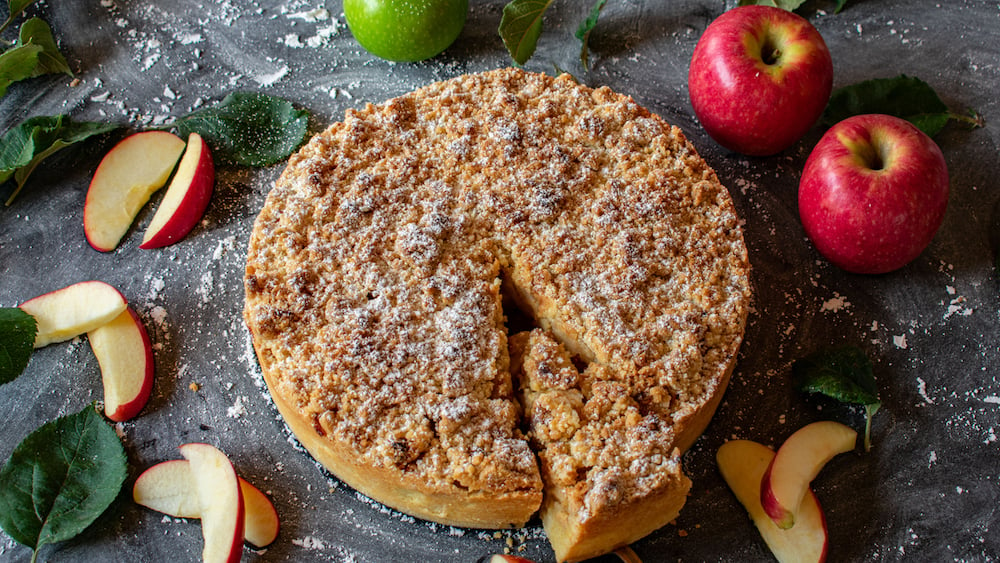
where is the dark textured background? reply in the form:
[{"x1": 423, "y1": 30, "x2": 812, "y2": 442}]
[{"x1": 1, "y1": 1, "x2": 998, "y2": 561}]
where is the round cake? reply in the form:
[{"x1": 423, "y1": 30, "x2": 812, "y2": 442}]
[{"x1": 243, "y1": 67, "x2": 751, "y2": 562}]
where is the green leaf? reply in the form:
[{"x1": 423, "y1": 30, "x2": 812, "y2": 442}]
[
  {"x1": 737, "y1": 0, "x2": 806, "y2": 11},
  {"x1": 793, "y1": 345, "x2": 881, "y2": 451},
  {"x1": 737, "y1": 0, "x2": 849, "y2": 12},
  {"x1": 0, "y1": 42, "x2": 42, "y2": 97},
  {"x1": 575, "y1": 0, "x2": 606, "y2": 71},
  {"x1": 0, "y1": 307, "x2": 36, "y2": 385},
  {"x1": 18, "y1": 17, "x2": 72, "y2": 77},
  {"x1": 171, "y1": 92, "x2": 310, "y2": 167},
  {"x1": 0, "y1": 405, "x2": 127, "y2": 555},
  {"x1": 0, "y1": 0, "x2": 39, "y2": 35},
  {"x1": 499, "y1": 0, "x2": 555, "y2": 66},
  {"x1": 1, "y1": 114, "x2": 119, "y2": 205},
  {"x1": 822, "y1": 74, "x2": 982, "y2": 137}
]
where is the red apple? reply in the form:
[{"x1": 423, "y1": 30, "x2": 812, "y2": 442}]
[
  {"x1": 88, "y1": 306, "x2": 154, "y2": 422},
  {"x1": 140, "y1": 132, "x2": 215, "y2": 249},
  {"x1": 179, "y1": 443, "x2": 245, "y2": 563},
  {"x1": 19, "y1": 280, "x2": 127, "y2": 348},
  {"x1": 133, "y1": 459, "x2": 280, "y2": 548},
  {"x1": 717, "y1": 439, "x2": 828, "y2": 562},
  {"x1": 688, "y1": 5, "x2": 833, "y2": 156},
  {"x1": 488, "y1": 556, "x2": 536, "y2": 563},
  {"x1": 84, "y1": 131, "x2": 186, "y2": 252},
  {"x1": 798, "y1": 113, "x2": 949, "y2": 274},
  {"x1": 760, "y1": 421, "x2": 856, "y2": 529}
]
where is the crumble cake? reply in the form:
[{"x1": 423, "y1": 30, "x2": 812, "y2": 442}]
[{"x1": 244, "y1": 67, "x2": 751, "y2": 561}]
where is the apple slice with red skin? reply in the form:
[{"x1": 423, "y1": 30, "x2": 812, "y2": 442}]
[
  {"x1": 688, "y1": 5, "x2": 833, "y2": 156},
  {"x1": 760, "y1": 421, "x2": 857, "y2": 529},
  {"x1": 87, "y1": 306, "x2": 154, "y2": 422},
  {"x1": 140, "y1": 132, "x2": 215, "y2": 249},
  {"x1": 487, "y1": 556, "x2": 536, "y2": 563},
  {"x1": 19, "y1": 280, "x2": 127, "y2": 348},
  {"x1": 717, "y1": 439, "x2": 828, "y2": 563},
  {"x1": 240, "y1": 478, "x2": 280, "y2": 548},
  {"x1": 798, "y1": 113, "x2": 949, "y2": 274},
  {"x1": 133, "y1": 459, "x2": 279, "y2": 548},
  {"x1": 179, "y1": 443, "x2": 245, "y2": 563},
  {"x1": 84, "y1": 130, "x2": 185, "y2": 252}
]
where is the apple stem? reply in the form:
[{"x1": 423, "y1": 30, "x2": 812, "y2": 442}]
[
  {"x1": 856, "y1": 139, "x2": 886, "y2": 172},
  {"x1": 760, "y1": 37, "x2": 780, "y2": 66},
  {"x1": 949, "y1": 109, "x2": 985, "y2": 130}
]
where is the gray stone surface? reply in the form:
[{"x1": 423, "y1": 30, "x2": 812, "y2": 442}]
[{"x1": 1, "y1": 1, "x2": 998, "y2": 561}]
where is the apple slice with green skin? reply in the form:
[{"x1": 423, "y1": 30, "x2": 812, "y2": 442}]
[
  {"x1": 19, "y1": 280, "x2": 127, "y2": 348},
  {"x1": 718, "y1": 440, "x2": 828, "y2": 563},
  {"x1": 84, "y1": 130, "x2": 185, "y2": 252},
  {"x1": 133, "y1": 459, "x2": 280, "y2": 548},
  {"x1": 140, "y1": 132, "x2": 215, "y2": 249},
  {"x1": 760, "y1": 421, "x2": 857, "y2": 529},
  {"x1": 88, "y1": 306, "x2": 154, "y2": 422},
  {"x1": 179, "y1": 443, "x2": 245, "y2": 563}
]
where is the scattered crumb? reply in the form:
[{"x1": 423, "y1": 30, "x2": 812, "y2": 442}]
[
  {"x1": 821, "y1": 293, "x2": 850, "y2": 313},
  {"x1": 893, "y1": 334, "x2": 908, "y2": 349}
]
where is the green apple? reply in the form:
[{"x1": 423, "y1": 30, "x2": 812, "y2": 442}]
[{"x1": 344, "y1": 0, "x2": 468, "y2": 62}]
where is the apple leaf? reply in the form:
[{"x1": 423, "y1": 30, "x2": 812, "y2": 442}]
[
  {"x1": 499, "y1": 0, "x2": 555, "y2": 66},
  {"x1": 792, "y1": 345, "x2": 881, "y2": 451},
  {"x1": 822, "y1": 75, "x2": 984, "y2": 138},
  {"x1": 171, "y1": 91, "x2": 310, "y2": 167},
  {"x1": 737, "y1": 0, "x2": 848, "y2": 12},
  {"x1": 18, "y1": 17, "x2": 72, "y2": 77},
  {"x1": 0, "y1": 42, "x2": 42, "y2": 97},
  {"x1": 575, "y1": 0, "x2": 607, "y2": 71},
  {"x1": 737, "y1": 0, "x2": 806, "y2": 11},
  {"x1": 0, "y1": 0, "x2": 40, "y2": 34},
  {"x1": 0, "y1": 404, "x2": 127, "y2": 558},
  {"x1": 0, "y1": 17, "x2": 71, "y2": 98},
  {"x1": 1, "y1": 114, "x2": 120, "y2": 205},
  {"x1": 0, "y1": 307, "x2": 35, "y2": 385}
]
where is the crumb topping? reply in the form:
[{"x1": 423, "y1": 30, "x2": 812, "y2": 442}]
[{"x1": 244, "y1": 68, "x2": 750, "y2": 520}]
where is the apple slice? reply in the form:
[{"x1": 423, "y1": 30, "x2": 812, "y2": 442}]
[
  {"x1": 133, "y1": 459, "x2": 201, "y2": 518},
  {"x1": 87, "y1": 306, "x2": 154, "y2": 422},
  {"x1": 133, "y1": 459, "x2": 280, "y2": 548},
  {"x1": 718, "y1": 440, "x2": 828, "y2": 563},
  {"x1": 84, "y1": 131, "x2": 186, "y2": 252},
  {"x1": 140, "y1": 132, "x2": 215, "y2": 249},
  {"x1": 19, "y1": 280, "x2": 127, "y2": 348},
  {"x1": 488, "y1": 556, "x2": 536, "y2": 563},
  {"x1": 179, "y1": 443, "x2": 245, "y2": 563},
  {"x1": 240, "y1": 477, "x2": 280, "y2": 548},
  {"x1": 760, "y1": 421, "x2": 857, "y2": 529}
]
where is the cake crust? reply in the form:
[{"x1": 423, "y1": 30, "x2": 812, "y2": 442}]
[{"x1": 244, "y1": 67, "x2": 751, "y2": 559}]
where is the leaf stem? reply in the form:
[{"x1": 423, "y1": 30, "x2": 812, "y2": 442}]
[{"x1": 948, "y1": 109, "x2": 985, "y2": 129}]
